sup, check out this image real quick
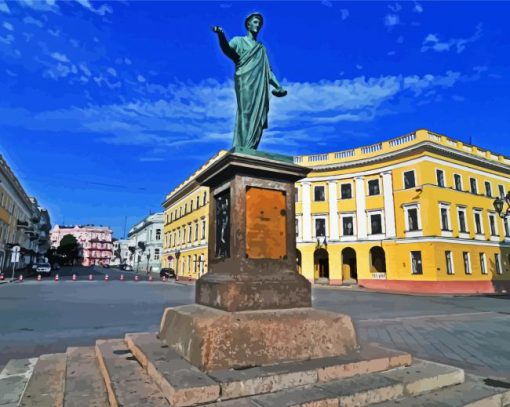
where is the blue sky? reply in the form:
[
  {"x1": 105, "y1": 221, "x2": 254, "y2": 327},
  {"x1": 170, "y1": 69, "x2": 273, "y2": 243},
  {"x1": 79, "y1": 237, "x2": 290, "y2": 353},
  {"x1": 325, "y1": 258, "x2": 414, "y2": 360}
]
[{"x1": 0, "y1": 1, "x2": 509, "y2": 238}]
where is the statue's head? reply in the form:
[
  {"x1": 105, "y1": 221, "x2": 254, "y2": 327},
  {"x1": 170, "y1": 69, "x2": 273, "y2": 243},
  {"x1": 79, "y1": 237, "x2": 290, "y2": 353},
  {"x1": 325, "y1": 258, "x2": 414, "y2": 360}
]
[{"x1": 245, "y1": 12, "x2": 263, "y2": 33}]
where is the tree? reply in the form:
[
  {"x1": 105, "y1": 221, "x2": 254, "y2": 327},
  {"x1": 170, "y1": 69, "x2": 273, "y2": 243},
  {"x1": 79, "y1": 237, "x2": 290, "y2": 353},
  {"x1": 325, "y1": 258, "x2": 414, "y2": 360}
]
[{"x1": 57, "y1": 234, "x2": 80, "y2": 265}]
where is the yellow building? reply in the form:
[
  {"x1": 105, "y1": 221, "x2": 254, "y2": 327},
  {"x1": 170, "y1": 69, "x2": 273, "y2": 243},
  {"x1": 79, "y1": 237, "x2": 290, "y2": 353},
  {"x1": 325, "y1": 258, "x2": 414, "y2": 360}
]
[
  {"x1": 162, "y1": 151, "x2": 226, "y2": 280},
  {"x1": 163, "y1": 129, "x2": 510, "y2": 293}
]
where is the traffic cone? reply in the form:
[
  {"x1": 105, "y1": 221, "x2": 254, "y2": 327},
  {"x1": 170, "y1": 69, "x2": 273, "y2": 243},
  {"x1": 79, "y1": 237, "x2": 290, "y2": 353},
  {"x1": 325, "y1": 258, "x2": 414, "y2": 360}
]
[
  {"x1": 55, "y1": 274, "x2": 59, "y2": 281},
  {"x1": 37, "y1": 274, "x2": 41, "y2": 281},
  {"x1": 162, "y1": 276, "x2": 166, "y2": 282},
  {"x1": 18, "y1": 274, "x2": 23, "y2": 282},
  {"x1": 88, "y1": 274, "x2": 93, "y2": 281},
  {"x1": 120, "y1": 274, "x2": 124, "y2": 281},
  {"x1": 104, "y1": 274, "x2": 109, "y2": 281},
  {"x1": 148, "y1": 275, "x2": 153, "y2": 281},
  {"x1": 72, "y1": 274, "x2": 77, "y2": 281},
  {"x1": 0, "y1": 274, "x2": 4, "y2": 280},
  {"x1": 134, "y1": 275, "x2": 139, "y2": 281}
]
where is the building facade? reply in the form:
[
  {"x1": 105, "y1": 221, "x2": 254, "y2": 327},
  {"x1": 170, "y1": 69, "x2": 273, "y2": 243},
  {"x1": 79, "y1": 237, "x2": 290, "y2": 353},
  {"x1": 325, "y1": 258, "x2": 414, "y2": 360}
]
[
  {"x1": 50, "y1": 225, "x2": 113, "y2": 266},
  {"x1": 127, "y1": 213, "x2": 163, "y2": 273},
  {"x1": 110, "y1": 239, "x2": 130, "y2": 266},
  {"x1": 162, "y1": 130, "x2": 510, "y2": 294},
  {"x1": 161, "y1": 152, "x2": 227, "y2": 279},
  {"x1": 0, "y1": 155, "x2": 51, "y2": 273}
]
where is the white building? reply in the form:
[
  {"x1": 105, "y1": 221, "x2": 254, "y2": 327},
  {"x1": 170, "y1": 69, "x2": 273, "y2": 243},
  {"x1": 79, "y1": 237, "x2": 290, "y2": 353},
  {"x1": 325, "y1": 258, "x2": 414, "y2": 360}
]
[
  {"x1": 110, "y1": 239, "x2": 130, "y2": 266},
  {"x1": 0, "y1": 155, "x2": 50, "y2": 273},
  {"x1": 127, "y1": 213, "x2": 163, "y2": 273}
]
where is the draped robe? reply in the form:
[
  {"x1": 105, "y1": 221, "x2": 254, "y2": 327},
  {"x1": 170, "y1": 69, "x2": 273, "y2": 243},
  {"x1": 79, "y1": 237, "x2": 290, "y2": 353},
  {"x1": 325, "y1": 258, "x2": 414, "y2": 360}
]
[{"x1": 229, "y1": 36, "x2": 271, "y2": 150}]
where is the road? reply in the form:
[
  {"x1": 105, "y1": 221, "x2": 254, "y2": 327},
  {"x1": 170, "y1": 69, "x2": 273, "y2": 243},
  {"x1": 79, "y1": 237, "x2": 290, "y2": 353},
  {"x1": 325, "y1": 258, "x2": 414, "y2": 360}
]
[{"x1": 1, "y1": 267, "x2": 510, "y2": 381}]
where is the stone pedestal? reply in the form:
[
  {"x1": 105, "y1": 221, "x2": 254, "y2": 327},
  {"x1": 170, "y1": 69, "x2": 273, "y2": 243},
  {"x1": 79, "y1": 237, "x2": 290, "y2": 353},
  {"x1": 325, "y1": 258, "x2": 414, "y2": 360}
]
[
  {"x1": 161, "y1": 150, "x2": 360, "y2": 371},
  {"x1": 159, "y1": 304, "x2": 358, "y2": 371}
]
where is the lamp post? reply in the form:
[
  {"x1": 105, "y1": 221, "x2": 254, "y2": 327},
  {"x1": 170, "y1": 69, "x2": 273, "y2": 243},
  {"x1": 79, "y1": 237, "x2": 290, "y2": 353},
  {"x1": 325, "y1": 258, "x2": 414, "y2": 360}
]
[{"x1": 493, "y1": 192, "x2": 510, "y2": 219}]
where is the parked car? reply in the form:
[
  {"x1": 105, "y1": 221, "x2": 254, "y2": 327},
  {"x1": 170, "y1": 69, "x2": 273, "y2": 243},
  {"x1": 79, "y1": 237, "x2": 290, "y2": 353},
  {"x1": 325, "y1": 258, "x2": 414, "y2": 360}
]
[
  {"x1": 160, "y1": 268, "x2": 176, "y2": 279},
  {"x1": 124, "y1": 265, "x2": 133, "y2": 271},
  {"x1": 35, "y1": 262, "x2": 52, "y2": 275}
]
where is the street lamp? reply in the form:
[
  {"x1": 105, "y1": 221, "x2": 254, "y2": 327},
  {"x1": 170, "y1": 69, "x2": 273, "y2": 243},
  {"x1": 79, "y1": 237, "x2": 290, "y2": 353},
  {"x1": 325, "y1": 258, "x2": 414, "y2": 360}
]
[{"x1": 493, "y1": 192, "x2": 510, "y2": 218}]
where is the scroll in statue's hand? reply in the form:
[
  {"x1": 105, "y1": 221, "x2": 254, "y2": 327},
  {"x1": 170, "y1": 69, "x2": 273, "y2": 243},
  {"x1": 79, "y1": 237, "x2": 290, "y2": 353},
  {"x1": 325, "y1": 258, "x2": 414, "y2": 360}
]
[{"x1": 272, "y1": 87, "x2": 287, "y2": 97}]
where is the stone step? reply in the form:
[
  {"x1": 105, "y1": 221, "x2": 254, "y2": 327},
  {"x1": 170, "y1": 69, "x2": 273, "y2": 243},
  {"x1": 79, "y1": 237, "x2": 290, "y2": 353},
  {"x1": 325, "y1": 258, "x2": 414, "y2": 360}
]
[
  {"x1": 0, "y1": 357, "x2": 37, "y2": 407},
  {"x1": 64, "y1": 346, "x2": 109, "y2": 407},
  {"x1": 125, "y1": 333, "x2": 411, "y2": 405},
  {"x1": 95, "y1": 338, "x2": 170, "y2": 407},
  {"x1": 125, "y1": 332, "x2": 220, "y2": 406},
  {"x1": 19, "y1": 353, "x2": 66, "y2": 407},
  {"x1": 204, "y1": 360, "x2": 465, "y2": 406},
  {"x1": 372, "y1": 374, "x2": 510, "y2": 406}
]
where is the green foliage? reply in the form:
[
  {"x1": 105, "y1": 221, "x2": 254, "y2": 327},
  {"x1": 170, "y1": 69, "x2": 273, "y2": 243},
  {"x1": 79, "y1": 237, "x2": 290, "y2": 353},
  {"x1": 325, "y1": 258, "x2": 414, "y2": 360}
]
[
  {"x1": 57, "y1": 234, "x2": 80, "y2": 265},
  {"x1": 137, "y1": 241, "x2": 146, "y2": 252}
]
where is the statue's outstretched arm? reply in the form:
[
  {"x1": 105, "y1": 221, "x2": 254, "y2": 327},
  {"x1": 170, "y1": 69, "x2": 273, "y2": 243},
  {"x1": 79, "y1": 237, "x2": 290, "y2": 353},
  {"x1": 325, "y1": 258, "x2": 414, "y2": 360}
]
[
  {"x1": 269, "y1": 69, "x2": 287, "y2": 97},
  {"x1": 212, "y1": 26, "x2": 239, "y2": 63}
]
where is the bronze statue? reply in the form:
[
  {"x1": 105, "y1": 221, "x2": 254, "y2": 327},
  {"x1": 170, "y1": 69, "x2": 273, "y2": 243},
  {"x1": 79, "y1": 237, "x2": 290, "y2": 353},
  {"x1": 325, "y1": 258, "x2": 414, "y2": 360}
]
[{"x1": 213, "y1": 13, "x2": 287, "y2": 150}]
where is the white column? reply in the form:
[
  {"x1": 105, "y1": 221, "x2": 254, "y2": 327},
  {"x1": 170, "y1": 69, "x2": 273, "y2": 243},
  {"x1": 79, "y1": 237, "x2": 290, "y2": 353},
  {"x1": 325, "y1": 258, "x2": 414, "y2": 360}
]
[
  {"x1": 328, "y1": 181, "x2": 339, "y2": 240},
  {"x1": 355, "y1": 176, "x2": 367, "y2": 239},
  {"x1": 382, "y1": 171, "x2": 396, "y2": 238},
  {"x1": 302, "y1": 182, "x2": 312, "y2": 241}
]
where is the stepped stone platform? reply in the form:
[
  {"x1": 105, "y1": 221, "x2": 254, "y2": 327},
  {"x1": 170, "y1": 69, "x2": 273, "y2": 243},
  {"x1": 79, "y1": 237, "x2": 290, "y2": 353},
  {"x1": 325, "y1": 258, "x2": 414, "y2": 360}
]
[{"x1": 2, "y1": 331, "x2": 510, "y2": 406}]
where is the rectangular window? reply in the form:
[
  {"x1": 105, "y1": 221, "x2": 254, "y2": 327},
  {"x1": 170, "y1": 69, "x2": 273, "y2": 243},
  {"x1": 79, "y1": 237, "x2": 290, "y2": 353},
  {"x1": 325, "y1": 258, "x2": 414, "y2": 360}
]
[
  {"x1": 463, "y1": 252, "x2": 471, "y2": 274},
  {"x1": 295, "y1": 218, "x2": 299, "y2": 237},
  {"x1": 505, "y1": 218, "x2": 510, "y2": 237},
  {"x1": 489, "y1": 214, "x2": 497, "y2": 236},
  {"x1": 370, "y1": 213, "x2": 382, "y2": 234},
  {"x1": 436, "y1": 169, "x2": 445, "y2": 187},
  {"x1": 315, "y1": 218, "x2": 326, "y2": 237},
  {"x1": 445, "y1": 251, "x2": 454, "y2": 275},
  {"x1": 474, "y1": 212, "x2": 482, "y2": 234},
  {"x1": 202, "y1": 219, "x2": 206, "y2": 239},
  {"x1": 470, "y1": 178, "x2": 478, "y2": 194},
  {"x1": 368, "y1": 179, "x2": 380, "y2": 196},
  {"x1": 403, "y1": 171, "x2": 416, "y2": 189},
  {"x1": 342, "y1": 216, "x2": 354, "y2": 236},
  {"x1": 485, "y1": 181, "x2": 492, "y2": 197},
  {"x1": 195, "y1": 222, "x2": 199, "y2": 241},
  {"x1": 203, "y1": 191, "x2": 207, "y2": 206},
  {"x1": 454, "y1": 174, "x2": 462, "y2": 191},
  {"x1": 480, "y1": 253, "x2": 487, "y2": 275},
  {"x1": 156, "y1": 229, "x2": 161, "y2": 240},
  {"x1": 341, "y1": 183, "x2": 352, "y2": 199},
  {"x1": 411, "y1": 251, "x2": 423, "y2": 274},
  {"x1": 458, "y1": 208, "x2": 467, "y2": 233},
  {"x1": 295, "y1": 188, "x2": 299, "y2": 202},
  {"x1": 188, "y1": 225, "x2": 192, "y2": 243},
  {"x1": 314, "y1": 186, "x2": 325, "y2": 201},
  {"x1": 441, "y1": 207, "x2": 450, "y2": 231},
  {"x1": 495, "y1": 253, "x2": 502, "y2": 274},
  {"x1": 407, "y1": 208, "x2": 419, "y2": 231},
  {"x1": 499, "y1": 185, "x2": 505, "y2": 198}
]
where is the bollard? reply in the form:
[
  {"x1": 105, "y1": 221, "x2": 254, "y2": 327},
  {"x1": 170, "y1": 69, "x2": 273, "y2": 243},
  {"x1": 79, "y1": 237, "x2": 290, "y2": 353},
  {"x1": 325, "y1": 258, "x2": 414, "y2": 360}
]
[
  {"x1": 134, "y1": 275, "x2": 139, "y2": 281},
  {"x1": 162, "y1": 276, "x2": 166, "y2": 282},
  {"x1": 88, "y1": 274, "x2": 93, "y2": 281},
  {"x1": 18, "y1": 274, "x2": 23, "y2": 282},
  {"x1": 148, "y1": 275, "x2": 153, "y2": 281},
  {"x1": 120, "y1": 274, "x2": 124, "y2": 281},
  {"x1": 104, "y1": 274, "x2": 109, "y2": 281},
  {"x1": 55, "y1": 274, "x2": 59, "y2": 281},
  {"x1": 37, "y1": 274, "x2": 41, "y2": 281},
  {"x1": 0, "y1": 274, "x2": 4, "y2": 280},
  {"x1": 72, "y1": 274, "x2": 77, "y2": 281}
]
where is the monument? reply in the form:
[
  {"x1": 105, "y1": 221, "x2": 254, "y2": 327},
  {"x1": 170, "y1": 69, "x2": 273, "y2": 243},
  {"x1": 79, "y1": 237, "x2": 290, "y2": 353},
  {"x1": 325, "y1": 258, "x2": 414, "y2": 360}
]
[{"x1": 158, "y1": 12, "x2": 359, "y2": 371}]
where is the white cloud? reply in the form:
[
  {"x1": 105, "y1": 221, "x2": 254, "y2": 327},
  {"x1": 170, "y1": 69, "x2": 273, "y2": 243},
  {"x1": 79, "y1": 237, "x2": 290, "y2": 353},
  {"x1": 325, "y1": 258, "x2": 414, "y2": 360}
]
[
  {"x1": 5, "y1": 69, "x2": 17, "y2": 77},
  {"x1": 421, "y1": 23, "x2": 482, "y2": 53},
  {"x1": 384, "y1": 14, "x2": 400, "y2": 28},
  {"x1": 19, "y1": 0, "x2": 58, "y2": 13},
  {"x1": 74, "y1": 0, "x2": 112, "y2": 16},
  {"x1": 137, "y1": 74, "x2": 146, "y2": 83},
  {"x1": 452, "y1": 95, "x2": 464, "y2": 102},
  {"x1": 2, "y1": 21, "x2": 13, "y2": 31},
  {"x1": 0, "y1": 71, "x2": 466, "y2": 151},
  {"x1": 387, "y1": 51, "x2": 396, "y2": 56},
  {"x1": 413, "y1": 1, "x2": 423, "y2": 13},
  {"x1": 0, "y1": 1, "x2": 11, "y2": 14},
  {"x1": 340, "y1": 9, "x2": 349, "y2": 21},
  {"x1": 321, "y1": 0, "x2": 333, "y2": 7},
  {"x1": 124, "y1": 58, "x2": 132, "y2": 65},
  {"x1": 48, "y1": 28, "x2": 60, "y2": 37},
  {"x1": 0, "y1": 33, "x2": 14, "y2": 44},
  {"x1": 107, "y1": 67, "x2": 117, "y2": 76},
  {"x1": 51, "y1": 52, "x2": 69, "y2": 63},
  {"x1": 23, "y1": 16, "x2": 44, "y2": 28},
  {"x1": 388, "y1": 3, "x2": 402, "y2": 13}
]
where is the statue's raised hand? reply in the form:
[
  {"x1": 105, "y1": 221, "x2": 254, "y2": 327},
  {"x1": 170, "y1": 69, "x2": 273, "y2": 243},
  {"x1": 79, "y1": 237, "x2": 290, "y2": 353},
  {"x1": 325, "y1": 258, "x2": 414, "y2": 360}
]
[{"x1": 212, "y1": 26, "x2": 223, "y2": 34}]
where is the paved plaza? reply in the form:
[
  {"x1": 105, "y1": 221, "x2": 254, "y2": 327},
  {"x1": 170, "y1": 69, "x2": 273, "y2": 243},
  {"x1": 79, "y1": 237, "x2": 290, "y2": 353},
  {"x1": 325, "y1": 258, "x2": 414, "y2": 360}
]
[{"x1": 1, "y1": 275, "x2": 510, "y2": 383}]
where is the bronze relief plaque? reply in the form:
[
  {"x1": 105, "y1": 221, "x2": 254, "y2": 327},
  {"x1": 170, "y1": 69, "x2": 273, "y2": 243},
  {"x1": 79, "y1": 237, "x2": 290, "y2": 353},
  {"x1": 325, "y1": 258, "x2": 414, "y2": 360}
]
[{"x1": 246, "y1": 187, "x2": 286, "y2": 259}]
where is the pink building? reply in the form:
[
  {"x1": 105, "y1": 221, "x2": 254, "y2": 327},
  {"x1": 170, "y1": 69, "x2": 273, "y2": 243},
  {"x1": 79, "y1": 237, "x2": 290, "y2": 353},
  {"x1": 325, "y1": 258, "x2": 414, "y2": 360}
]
[{"x1": 50, "y1": 225, "x2": 113, "y2": 266}]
